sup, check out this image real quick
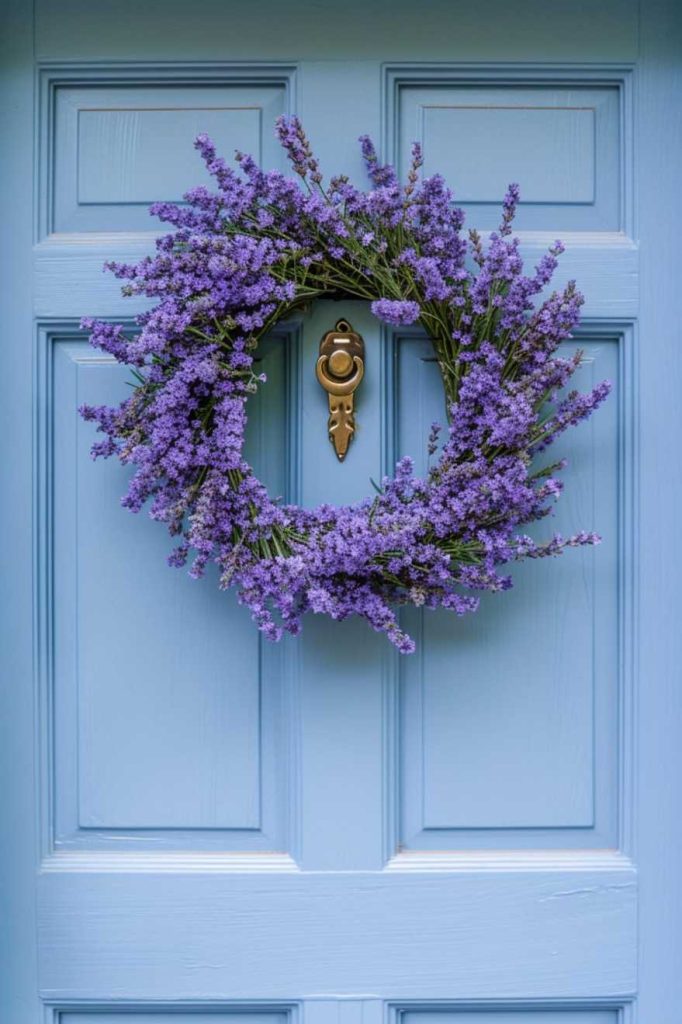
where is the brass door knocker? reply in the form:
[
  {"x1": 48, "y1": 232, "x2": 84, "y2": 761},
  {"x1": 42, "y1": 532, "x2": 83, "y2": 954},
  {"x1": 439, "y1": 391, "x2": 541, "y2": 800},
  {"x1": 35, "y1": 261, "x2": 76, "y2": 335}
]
[{"x1": 316, "y1": 319, "x2": 365, "y2": 461}]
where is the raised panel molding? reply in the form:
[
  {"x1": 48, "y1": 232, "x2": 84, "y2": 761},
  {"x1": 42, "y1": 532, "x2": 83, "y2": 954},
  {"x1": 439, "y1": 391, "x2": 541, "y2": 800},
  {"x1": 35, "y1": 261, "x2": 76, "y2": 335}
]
[
  {"x1": 380, "y1": 323, "x2": 636, "y2": 856},
  {"x1": 384, "y1": 65, "x2": 634, "y2": 238},
  {"x1": 53, "y1": 1008, "x2": 296, "y2": 1024},
  {"x1": 419, "y1": 101, "x2": 597, "y2": 204},
  {"x1": 35, "y1": 323, "x2": 301, "y2": 857},
  {"x1": 37, "y1": 64, "x2": 297, "y2": 237},
  {"x1": 391, "y1": 1007, "x2": 625, "y2": 1024}
]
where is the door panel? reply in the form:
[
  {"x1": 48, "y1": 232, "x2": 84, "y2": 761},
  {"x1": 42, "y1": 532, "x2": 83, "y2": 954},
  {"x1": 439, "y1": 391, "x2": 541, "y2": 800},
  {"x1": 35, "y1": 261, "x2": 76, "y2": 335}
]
[
  {"x1": 396, "y1": 335, "x2": 624, "y2": 849},
  {"x1": 48, "y1": 75, "x2": 292, "y2": 235},
  {"x1": 396, "y1": 82, "x2": 621, "y2": 231},
  {"x1": 2, "y1": 1, "x2": 682, "y2": 1023},
  {"x1": 401, "y1": 1013, "x2": 617, "y2": 1024},
  {"x1": 44, "y1": 333, "x2": 294, "y2": 851},
  {"x1": 59, "y1": 1017, "x2": 291, "y2": 1024}
]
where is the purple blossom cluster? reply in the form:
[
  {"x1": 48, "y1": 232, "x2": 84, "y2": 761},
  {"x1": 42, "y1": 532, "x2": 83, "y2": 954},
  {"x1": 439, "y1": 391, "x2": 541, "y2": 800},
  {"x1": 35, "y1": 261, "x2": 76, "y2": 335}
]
[{"x1": 80, "y1": 117, "x2": 610, "y2": 653}]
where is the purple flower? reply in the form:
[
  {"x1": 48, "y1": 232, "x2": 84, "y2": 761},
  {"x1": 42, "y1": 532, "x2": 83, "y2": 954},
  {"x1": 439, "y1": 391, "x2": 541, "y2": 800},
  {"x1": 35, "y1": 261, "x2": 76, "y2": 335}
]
[{"x1": 371, "y1": 298, "x2": 421, "y2": 326}]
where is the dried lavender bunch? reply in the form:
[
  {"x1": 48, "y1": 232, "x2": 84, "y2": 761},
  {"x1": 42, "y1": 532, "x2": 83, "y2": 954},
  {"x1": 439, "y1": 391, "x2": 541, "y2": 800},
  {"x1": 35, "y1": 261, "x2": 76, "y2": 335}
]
[{"x1": 80, "y1": 116, "x2": 610, "y2": 653}]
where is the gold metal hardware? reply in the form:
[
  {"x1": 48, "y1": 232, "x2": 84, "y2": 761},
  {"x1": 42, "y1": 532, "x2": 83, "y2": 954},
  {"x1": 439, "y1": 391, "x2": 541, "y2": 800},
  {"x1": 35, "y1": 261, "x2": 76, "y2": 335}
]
[{"x1": 316, "y1": 319, "x2": 365, "y2": 461}]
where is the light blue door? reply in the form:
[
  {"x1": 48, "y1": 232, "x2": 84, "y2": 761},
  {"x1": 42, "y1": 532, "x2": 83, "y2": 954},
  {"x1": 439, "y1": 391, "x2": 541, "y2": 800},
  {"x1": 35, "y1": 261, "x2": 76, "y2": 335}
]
[{"x1": 1, "y1": 1, "x2": 681, "y2": 1022}]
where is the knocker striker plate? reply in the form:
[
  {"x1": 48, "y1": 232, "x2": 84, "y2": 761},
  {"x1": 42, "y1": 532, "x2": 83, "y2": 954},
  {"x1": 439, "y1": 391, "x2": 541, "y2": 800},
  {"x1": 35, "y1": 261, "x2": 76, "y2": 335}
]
[{"x1": 316, "y1": 318, "x2": 365, "y2": 461}]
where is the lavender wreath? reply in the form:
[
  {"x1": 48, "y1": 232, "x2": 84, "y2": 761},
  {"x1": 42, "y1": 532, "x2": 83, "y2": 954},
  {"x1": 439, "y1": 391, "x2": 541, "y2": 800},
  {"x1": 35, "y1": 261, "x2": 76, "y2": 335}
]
[{"x1": 81, "y1": 117, "x2": 610, "y2": 653}]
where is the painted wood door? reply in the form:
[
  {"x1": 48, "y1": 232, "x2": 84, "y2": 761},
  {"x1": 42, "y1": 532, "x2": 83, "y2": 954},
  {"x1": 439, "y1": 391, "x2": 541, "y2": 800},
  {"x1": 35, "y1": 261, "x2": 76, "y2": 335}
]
[{"x1": 1, "y1": 1, "x2": 681, "y2": 1022}]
